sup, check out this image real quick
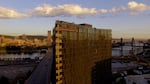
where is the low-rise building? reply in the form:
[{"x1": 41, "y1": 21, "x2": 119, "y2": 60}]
[{"x1": 125, "y1": 74, "x2": 150, "y2": 84}]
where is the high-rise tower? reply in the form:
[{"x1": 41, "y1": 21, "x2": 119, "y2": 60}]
[
  {"x1": 47, "y1": 30, "x2": 52, "y2": 46},
  {"x1": 0, "y1": 37, "x2": 1, "y2": 46},
  {"x1": 52, "y1": 20, "x2": 112, "y2": 84}
]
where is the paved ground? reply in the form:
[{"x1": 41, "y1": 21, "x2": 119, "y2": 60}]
[
  {"x1": 26, "y1": 49, "x2": 53, "y2": 84},
  {"x1": 0, "y1": 64, "x2": 36, "y2": 80}
]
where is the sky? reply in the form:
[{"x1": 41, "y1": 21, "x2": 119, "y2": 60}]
[{"x1": 0, "y1": 0, "x2": 150, "y2": 39}]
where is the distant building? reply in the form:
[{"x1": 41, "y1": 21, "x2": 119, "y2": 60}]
[
  {"x1": 0, "y1": 37, "x2": 1, "y2": 46},
  {"x1": 47, "y1": 30, "x2": 52, "y2": 46},
  {"x1": 147, "y1": 39, "x2": 150, "y2": 44},
  {"x1": 52, "y1": 21, "x2": 112, "y2": 84},
  {"x1": 125, "y1": 74, "x2": 150, "y2": 84},
  {"x1": 22, "y1": 34, "x2": 27, "y2": 40}
]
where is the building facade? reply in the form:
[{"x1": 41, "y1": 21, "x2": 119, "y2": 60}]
[{"x1": 52, "y1": 21, "x2": 112, "y2": 84}]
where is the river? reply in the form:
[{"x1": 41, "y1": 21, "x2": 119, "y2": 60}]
[{"x1": 0, "y1": 53, "x2": 45, "y2": 61}]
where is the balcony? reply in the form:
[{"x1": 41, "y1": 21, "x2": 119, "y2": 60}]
[
  {"x1": 56, "y1": 33, "x2": 62, "y2": 38},
  {"x1": 56, "y1": 38, "x2": 62, "y2": 43}
]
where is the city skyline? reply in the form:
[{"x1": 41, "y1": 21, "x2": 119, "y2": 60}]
[{"x1": 0, "y1": 0, "x2": 150, "y2": 39}]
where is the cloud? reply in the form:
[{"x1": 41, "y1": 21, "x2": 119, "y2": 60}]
[
  {"x1": 109, "y1": 6, "x2": 127, "y2": 13},
  {"x1": 0, "y1": 7, "x2": 28, "y2": 19},
  {"x1": 33, "y1": 2, "x2": 148, "y2": 18},
  {"x1": 106, "y1": 1, "x2": 150, "y2": 14},
  {"x1": 1, "y1": 1, "x2": 149, "y2": 19},
  {"x1": 32, "y1": 4, "x2": 98, "y2": 17},
  {"x1": 99, "y1": 9, "x2": 108, "y2": 14},
  {"x1": 128, "y1": 1, "x2": 150, "y2": 12},
  {"x1": 31, "y1": 4, "x2": 130, "y2": 18}
]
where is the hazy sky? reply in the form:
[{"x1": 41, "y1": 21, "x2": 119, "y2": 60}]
[{"x1": 0, "y1": 0, "x2": 149, "y2": 39}]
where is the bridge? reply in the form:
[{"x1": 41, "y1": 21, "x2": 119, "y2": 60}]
[{"x1": 25, "y1": 49, "x2": 53, "y2": 84}]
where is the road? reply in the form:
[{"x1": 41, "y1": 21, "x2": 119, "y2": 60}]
[{"x1": 26, "y1": 49, "x2": 53, "y2": 84}]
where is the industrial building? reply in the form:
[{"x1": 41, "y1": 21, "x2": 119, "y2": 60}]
[{"x1": 52, "y1": 20, "x2": 112, "y2": 84}]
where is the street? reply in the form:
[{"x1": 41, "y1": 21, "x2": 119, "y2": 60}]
[{"x1": 26, "y1": 49, "x2": 53, "y2": 84}]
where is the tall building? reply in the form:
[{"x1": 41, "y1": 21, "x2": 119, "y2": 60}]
[
  {"x1": 47, "y1": 30, "x2": 52, "y2": 46},
  {"x1": 52, "y1": 21, "x2": 112, "y2": 84},
  {"x1": 0, "y1": 37, "x2": 1, "y2": 46}
]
